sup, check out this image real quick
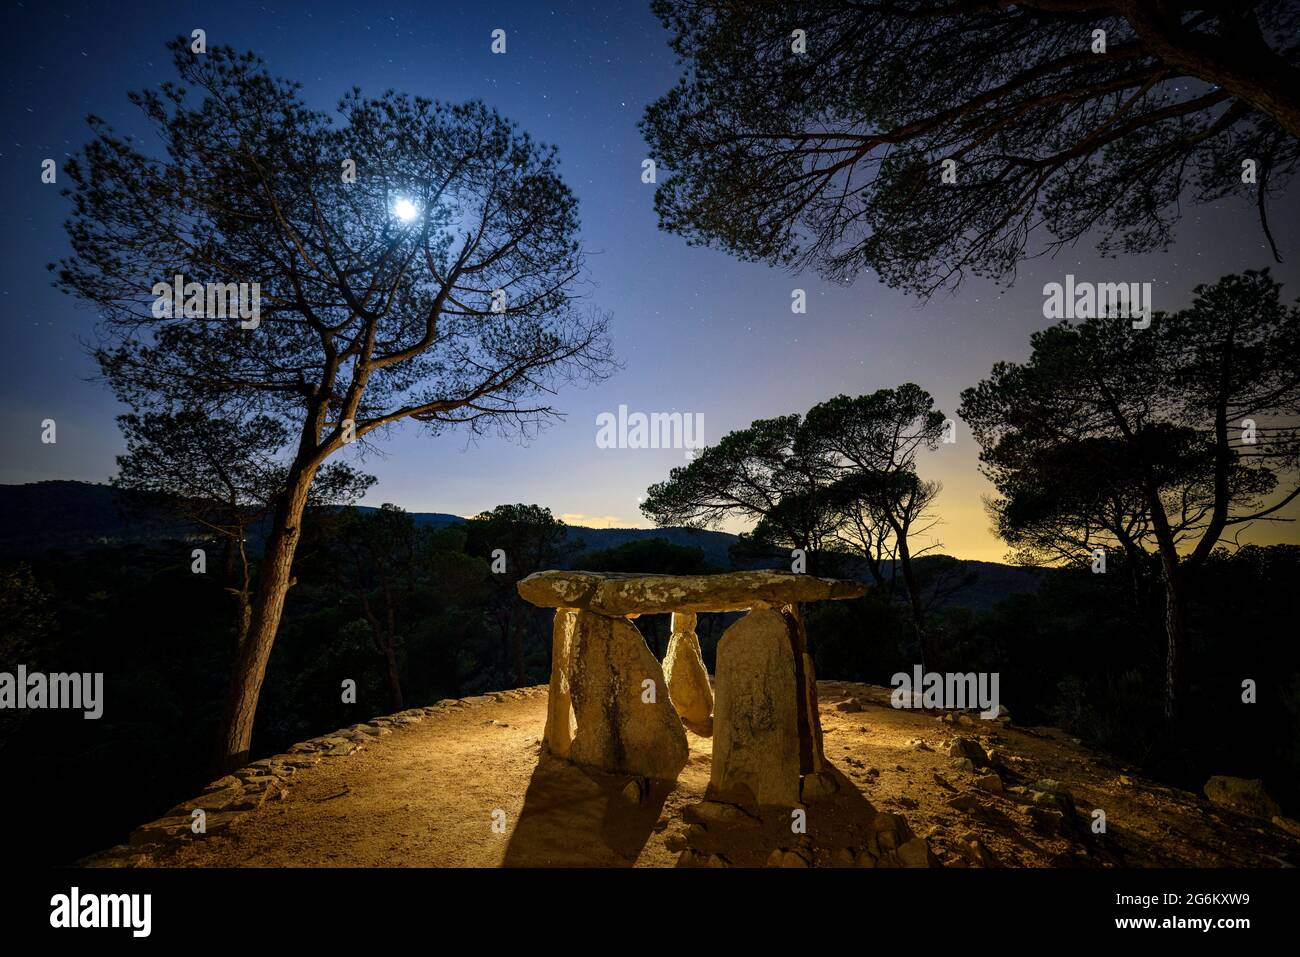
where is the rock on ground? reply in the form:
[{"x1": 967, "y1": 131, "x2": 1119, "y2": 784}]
[{"x1": 1204, "y1": 776, "x2": 1281, "y2": 819}]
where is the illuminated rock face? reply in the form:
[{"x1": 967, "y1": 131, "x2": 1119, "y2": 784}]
[
  {"x1": 663, "y1": 612, "x2": 713, "y2": 731},
  {"x1": 566, "y1": 611, "x2": 689, "y2": 781},
  {"x1": 543, "y1": 610, "x2": 578, "y2": 759},
  {"x1": 708, "y1": 606, "x2": 802, "y2": 808},
  {"x1": 518, "y1": 571, "x2": 859, "y2": 800},
  {"x1": 517, "y1": 568, "x2": 866, "y2": 615}
]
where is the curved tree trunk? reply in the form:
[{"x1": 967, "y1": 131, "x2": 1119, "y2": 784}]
[
  {"x1": 1124, "y1": 3, "x2": 1300, "y2": 139},
  {"x1": 1143, "y1": 479, "x2": 1187, "y2": 725},
  {"x1": 894, "y1": 530, "x2": 932, "y2": 670},
  {"x1": 365, "y1": 580, "x2": 405, "y2": 713},
  {"x1": 1159, "y1": 554, "x2": 1186, "y2": 724},
  {"x1": 212, "y1": 464, "x2": 316, "y2": 774}
]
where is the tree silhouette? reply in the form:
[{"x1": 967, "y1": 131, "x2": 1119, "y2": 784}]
[
  {"x1": 114, "y1": 409, "x2": 373, "y2": 655},
  {"x1": 805, "y1": 389, "x2": 946, "y2": 664},
  {"x1": 960, "y1": 270, "x2": 1300, "y2": 720},
  {"x1": 642, "y1": 386, "x2": 946, "y2": 635},
  {"x1": 54, "y1": 41, "x2": 614, "y2": 770},
  {"x1": 328, "y1": 504, "x2": 433, "y2": 712},
  {"x1": 0, "y1": 566, "x2": 55, "y2": 749},
  {"x1": 465, "y1": 504, "x2": 575, "y2": 686},
  {"x1": 640, "y1": 414, "x2": 839, "y2": 571},
  {"x1": 642, "y1": 1, "x2": 1299, "y2": 294}
]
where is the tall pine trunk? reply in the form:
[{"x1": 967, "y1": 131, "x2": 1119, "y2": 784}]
[
  {"x1": 1159, "y1": 552, "x2": 1186, "y2": 724},
  {"x1": 212, "y1": 464, "x2": 316, "y2": 774},
  {"x1": 382, "y1": 640, "x2": 404, "y2": 713},
  {"x1": 895, "y1": 530, "x2": 931, "y2": 670},
  {"x1": 1146, "y1": 486, "x2": 1186, "y2": 726}
]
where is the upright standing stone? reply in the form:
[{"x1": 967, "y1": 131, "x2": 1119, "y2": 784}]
[
  {"x1": 543, "y1": 610, "x2": 577, "y2": 758},
  {"x1": 784, "y1": 604, "x2": 826, "y2": 774},
  {"x1": 663, "y1": 611, "x2": 713, "y2": 733},
  {"x1": 709, "y1": 605, "x2": 801, "y2": 809},
  {"x1": 568, "y1": 611, "x2": 689, "y2": 780}
]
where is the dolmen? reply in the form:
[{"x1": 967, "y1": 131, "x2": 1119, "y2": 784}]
[{"x1": 516, "y1": 570, "x2": 866, "y2": 810}]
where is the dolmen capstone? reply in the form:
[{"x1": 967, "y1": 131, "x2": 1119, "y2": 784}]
[{"x1": 517, "y1": 569, "x2": 866, "y2": 810}]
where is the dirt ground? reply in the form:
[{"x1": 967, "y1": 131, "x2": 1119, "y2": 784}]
[{"x1": 137, "y1": 682, "x2": 1297, "y2": 868}]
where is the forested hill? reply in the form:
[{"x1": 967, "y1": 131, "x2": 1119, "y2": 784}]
[
  {"x1": 0, "y1": 480, "x2": 197, "y2": 554},
  {"x1": 0, "y1": 480, "x2": 1047, "y2": 611},
  {"x1": 0, "y1": 481, "x2": 739, "y2": 562}
]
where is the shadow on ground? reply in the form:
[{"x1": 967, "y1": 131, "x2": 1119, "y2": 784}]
[
  {"x1": 503, "y1": 753, "x2": 672, "y2": 866},
  {"x1": 505, "y1": 749, "x2": 904, "y2": 868},
  {"x1": 674, "y1": 763, "x2": 896, "y2": 867}
]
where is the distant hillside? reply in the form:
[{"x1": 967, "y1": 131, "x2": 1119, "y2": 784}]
[
  {"x1": 0, "y1": 481, "x2": 1047, "y2": 611},
  {"x1": 561, "y1": 524, "x2": 741, "y2": 569},
  {"x1": 365, "y1": 506, "x2": 466, "y2": 529},
  {"x1": 905, "y1": 557, "x2": 1050, "y2": 612},
  {"x1": 0, "y1": 481, "x2": 737, "y2": 561},
  {"x1": 0, "y1": 480, "x2": 197, "y2": 555},
  {"x1": 364, "y1": 505, "x2": 740, "y2": 567}
]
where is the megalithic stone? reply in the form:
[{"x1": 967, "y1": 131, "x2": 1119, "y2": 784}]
[
  {"x1": 663, "y1": 611, "x2": 713, "y2": 730},
  {"x1": 543, "y1": 609, "x2": 578, "y2": 758},
  {"x1": 568, "y1": 610, "x2": 689, "y2": 780},
  {"x1": 783, "y1": 604, "x2": 826, "y2": 774},
  {"x1": 708, "y1": 605, "x2": 802, "y2": 809}
]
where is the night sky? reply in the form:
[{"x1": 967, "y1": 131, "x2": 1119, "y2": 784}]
[{"x1": 3, "y1": 0, "x2": 1298, "y2": 560}]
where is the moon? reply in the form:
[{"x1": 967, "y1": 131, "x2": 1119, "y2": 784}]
[{"x1": 393, "y1": 198, "x2": 419, "y2": 222}]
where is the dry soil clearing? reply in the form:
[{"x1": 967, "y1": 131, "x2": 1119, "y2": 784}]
[{"x1": 103, "y1": 682, "x2": 1297, "y2": 868}]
